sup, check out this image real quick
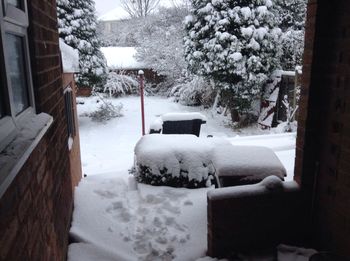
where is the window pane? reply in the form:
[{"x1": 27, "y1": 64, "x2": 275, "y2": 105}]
[
  {"x1": 6, "y1": 0, "x2": 21, "y2": 9},
  {"x1": 5, "y1": 33, "x2": 29, "y2": 115}
]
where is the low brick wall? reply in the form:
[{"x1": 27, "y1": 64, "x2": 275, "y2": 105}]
[{"x1": 207, "y1": 182, "x2": 304, "y2": 258}]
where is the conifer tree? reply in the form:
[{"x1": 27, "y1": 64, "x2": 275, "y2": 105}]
[
  {"x1": 273, "y1": 0, "x2": 306, "y2": 70},
  {"x1": 184, "y1": 0, "x2": 281, "y2": 118},
  {"x1": 57, "y1": 0, "x2": 107, "y2": 89}
]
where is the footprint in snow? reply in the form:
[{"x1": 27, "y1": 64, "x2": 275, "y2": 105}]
[
  {"x1": 106, "y1": 201, "x2": 124, "y2": 213},
  {"x1": 94, "y1": 189, "x2": 118, "y2": 199}
]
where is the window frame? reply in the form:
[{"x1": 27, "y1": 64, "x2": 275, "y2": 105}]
[{"x1": 0, "y1": 0, "x2": 35, "y2": 151}]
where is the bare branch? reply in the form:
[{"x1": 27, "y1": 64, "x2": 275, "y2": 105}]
[{"x1": 120, "y1": 0, "x2": 160, "y2": 18}]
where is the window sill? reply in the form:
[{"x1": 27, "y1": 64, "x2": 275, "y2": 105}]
[{"x1": 0, "y1": 112, "x2": 53, "y2": 198}]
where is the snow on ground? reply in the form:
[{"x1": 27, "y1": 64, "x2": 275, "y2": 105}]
[
  {"x1": 70, "y1": 95, "x2": 298, "y2": 261},
  {"x1": 78, "y1": 96, "x2": 238, "y2": 177}
]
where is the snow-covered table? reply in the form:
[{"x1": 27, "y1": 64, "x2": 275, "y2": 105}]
[
  {"x1": 213, "y1": 143, "x2": 286, "y2": 187},
  {"x1": 134, "y1": 134, "x2": 286, "y2": 188}
]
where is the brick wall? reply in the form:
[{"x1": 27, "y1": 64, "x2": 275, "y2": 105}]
[
  {"x1": 62, "y1": 73, "x2": 83, "y2": 189},
  {"x1": 0, "y1": 0, "x2": 74, "y2": 260},
  {"x1": 207, "y1": 183, "x2": 303, "y2": 258},
  {"x1": 295, "y1": 0, "x2": 350, "y2": 256}
]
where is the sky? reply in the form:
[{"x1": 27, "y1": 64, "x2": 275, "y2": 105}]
[
  {"x1": 94, "y1": 0, "x2": 179, "y2": 17},
  {"x1": 94, "y1": 0, "x2": 122, "y2": 16}
]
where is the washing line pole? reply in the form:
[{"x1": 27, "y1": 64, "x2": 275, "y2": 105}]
[{"x1": 138, "y1": 70, "x2": 145, "y2": 136}]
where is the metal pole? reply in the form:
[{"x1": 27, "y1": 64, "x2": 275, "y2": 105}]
[{"x1": 138, "y1": 70, "x2": 145, "y2": 136}]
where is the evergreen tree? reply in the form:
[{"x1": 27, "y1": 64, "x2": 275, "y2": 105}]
[
  {"x1": 184, "y1": 0, "x2": 281, "y2": 118},
  {"x1": 57, "y1": 0, "x2": 107, "y2": 89},
  {"x1": 273, "y1": 0, "x2": 306, "y2": 70}
]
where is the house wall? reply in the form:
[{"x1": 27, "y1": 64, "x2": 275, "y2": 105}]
[
  {"x1": 62, "y1": 73, "x2": 83, "y2": 189},
  {"x1": 295, "y1": 0, "x2": 350, "y2": 256},
  {"x1": 0, "y1": 0, "x2": 75, "y2": 260}
]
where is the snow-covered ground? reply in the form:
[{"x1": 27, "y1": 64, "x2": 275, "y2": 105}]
[{"x1": 69, "y1": 96, "x2": 299, "y2": 261}]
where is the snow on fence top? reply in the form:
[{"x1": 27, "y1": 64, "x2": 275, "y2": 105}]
[
  {"x1": 98, "y1": 6, "x2": 130, "y2": 21},
  {"x1": 161, "y1": 112, "x2": 207, "y2": 122},
  {"x1": 101, "y1": 47, "x2": 145, "y2": 70},
  {"x1": 59, "y1": 39, "x2": 79, "y2": 73}
]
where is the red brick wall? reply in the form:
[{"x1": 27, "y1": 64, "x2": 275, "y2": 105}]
[
  {"x1": 0, "y1": 0, "x2": 74, "y2": 260},
  {"x1": 207, "y1": 184, "x2": 303, "y2": 258},
  {"x1": 295, "y1": 0, "x2": 350, "y2": 256},
  {"x1": 63, "y1": 73, "x2": 83, "y2": 189}
]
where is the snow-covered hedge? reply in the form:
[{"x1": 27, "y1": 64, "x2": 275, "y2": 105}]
[
  {"x1": 103, "y1": 71, "x2": 139, "y2": 97},
  {"x1": 134, "y1": 135, "x2": 219, "y2": 188},
  {"x1": 170, "y1": 76, "x2": 215, "y2": 107}
]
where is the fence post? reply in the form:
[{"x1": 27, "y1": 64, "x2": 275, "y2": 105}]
[{"x1": 139, "y1": 70, "x2": 145, "y2": 136}]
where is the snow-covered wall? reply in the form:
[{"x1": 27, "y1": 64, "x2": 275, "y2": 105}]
[{"x1": 59, "y1": 39, "x2": 80, "y2": 73}]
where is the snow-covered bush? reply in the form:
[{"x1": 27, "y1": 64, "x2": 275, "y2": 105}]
[
  {"x1": 135, "y1": 7, "x2": 189, "y2": 84},
  {"x1": 273, "y1": 0, "x2": 306, "y2": 70},
  {"x1": 134, "y1": 135, "x2": 218, "y2": 188},
  {"x1": 184, "y1": 0, "x2": 282, "y2": 119},
  {"x1": 57, "y1": 0, "x2": 108, "y2": 89},
  {"x1": 88, "y1": 102, "x2": 123, "y2": 122},
  {"x1": 103, "y1": 71, "x2": 139, "y2": 97},
  {"x1": 170, "y1": 76, "x2": 215, "y2": 107}
]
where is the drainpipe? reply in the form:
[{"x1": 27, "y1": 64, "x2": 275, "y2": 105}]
[{"x1": 139, "y1": 70, "x2": 145, "y2": 136}]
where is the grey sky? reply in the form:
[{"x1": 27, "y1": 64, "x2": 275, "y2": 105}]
[
  {"x1": 94, "y1": 0, "x2": 180, "y2": 17},
  {"x1": 94, "y1": 0, "x2": 122, "y2": 16}
]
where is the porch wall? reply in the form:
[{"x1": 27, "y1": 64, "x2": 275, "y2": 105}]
[
  {"x1": 295, "y1": 0, "x2": 350, "y2": 256},
  {"x1": 0, "y1": 0, "x2": 74, "y2": 260}
]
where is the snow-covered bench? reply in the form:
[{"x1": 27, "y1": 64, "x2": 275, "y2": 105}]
[
  {"x1": 213, "y1": 143, "x2": 286, "y2": 187},
  {"x1": 134, "y1": 135, "x2": 286, "y2": 188}
]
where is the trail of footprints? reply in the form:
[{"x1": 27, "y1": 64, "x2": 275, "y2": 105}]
[{"x1": 100, "y1": 187, "x2": 193, "y2": 260}]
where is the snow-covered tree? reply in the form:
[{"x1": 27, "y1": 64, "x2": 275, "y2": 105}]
[
  {"x1": 273, "y1": 0, "x2": 306, "y2": 70},
  {"x1": 57, "y1": 0, "x2": 107, "y2": 89},
  {"x1": 184, "y1": 0, "x2": 282, "y2": 118},
  {"x1": 121, "y1": 0, "x2": 160, "y2": 17},
  {"x1": 136, "y1": 7, "x2": 189, "y2": 82}
]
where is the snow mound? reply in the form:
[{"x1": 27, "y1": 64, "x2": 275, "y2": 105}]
[
  {"x1": 277, "y1": 244, "x2": 317, "y2": 261},
  {"x1": 59, "y1": 39, "x2": 79, "y2": 73},
  {"x1": 161, "y1": 112, "x2": 207, "y2": 122},
  {"x1": 260, "y1": 175, "x2": 283, "y2": 190},
  {"x1": 134, "y1": 135, "x2": 229, "y2": 187},
  {"x1": 213, "y1": 144, "x2": 286, "y2": 182}
]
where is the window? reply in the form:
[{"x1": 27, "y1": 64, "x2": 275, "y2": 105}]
[{"x1": 0, "y1": 0, "x2": 34, "y2": 151}]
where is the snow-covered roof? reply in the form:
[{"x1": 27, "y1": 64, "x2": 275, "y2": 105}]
[
  {"x1": 101, "y1": 47, "x2": 146, "y2": 70},
  {"x1": 59, "y1": 39, "x2": 79, "y2": 73},
  {"x1": 98, "y1": 6, "x2": 130, "y2": 21}
]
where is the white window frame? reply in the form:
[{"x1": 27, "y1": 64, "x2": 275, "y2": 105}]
[
  {"x1": 0, "y1": 0, "x2": 54, "y2": 199},
  {"x1": 0, "y1": 0, "x2": 35, "y2": 152}
]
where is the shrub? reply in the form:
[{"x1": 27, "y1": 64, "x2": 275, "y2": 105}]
[
  {"x1": 103, "y1": 71, "x2": 139, "y2": 97},
  {"x1": 170, "y1": 76, "x2": 215, "y2": 107},
  {"x1": 88, "y1": 102, "x2": 123, "y2": 122},
  {"x1": 134, "y1": 165, "x2": 217, "y2": 189}
]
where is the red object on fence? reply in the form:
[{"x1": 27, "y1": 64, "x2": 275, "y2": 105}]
[{"x1": 139, "y1": 70, "x2": 145, "y2": 136}]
